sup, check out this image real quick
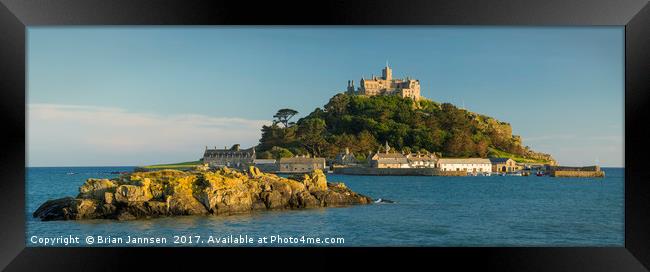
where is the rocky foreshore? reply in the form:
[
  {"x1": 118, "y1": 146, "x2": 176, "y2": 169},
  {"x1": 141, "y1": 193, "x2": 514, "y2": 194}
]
[{"x1": 33, "y1": 167, "x2": 373, "y2": 221}]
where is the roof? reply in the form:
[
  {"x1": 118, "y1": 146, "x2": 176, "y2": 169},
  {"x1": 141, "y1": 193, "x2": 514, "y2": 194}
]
[
  {"x1": 406, "y1": 153, "x2": 437, "y2": 161},
  {"x1": 377, "y1": 158, "x2": 408, "y2": 164},
  {"x1": 488, "y1": 158, "x2": 513, "y2": 164},
  {"x1": 336, "y1": 154, "x2": 357, "y2": 163},
  {"x1": 408, "y1": 157, "x2": 437, "y2": 162},
  {"x1": 253, "y1": 159, "x2": 276, "y2": 164},
  {"x1": 204, "y1": 146, "x2": 254, "y2": 156},
  {"x1": 437, "y1": 158, "x2": 492, "y2": 164},
  {"x1": 373, "y1": 153, "x2": 407, "y2": 159},
  {"x1": 279, "y1": 157, "x2": 326, "y2": 164}
]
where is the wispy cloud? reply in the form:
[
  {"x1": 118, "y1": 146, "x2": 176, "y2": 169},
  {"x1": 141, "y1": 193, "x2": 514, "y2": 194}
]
[{"x1": 28, "y1": 104, "x2": 270, "y2": 166}]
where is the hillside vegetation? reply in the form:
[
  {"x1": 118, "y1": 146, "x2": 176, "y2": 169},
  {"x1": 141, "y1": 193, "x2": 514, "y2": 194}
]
[{"x1": 257, "y1": 93, "x2": 555, "y2": 164}]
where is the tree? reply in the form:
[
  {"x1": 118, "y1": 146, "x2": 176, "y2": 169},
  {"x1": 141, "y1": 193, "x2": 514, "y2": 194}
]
[
  {"x1": 356, "y1": 130, "x2": 378, "y2": 154},
  {"x1": 273, "y1": 108, "x2": 299, "y2": 128},
  {"x1": 258, "y1": 124, "x2": 297, "y2": 152},
  {"x1": 269, "y1": 146, "x2": 294, "y2": 160},
  {"x1": 297, "y1": 118, "x2": 328, "y2": 156},
  {"x1": 444, "y1": 128, "x2": 475, "y2": 157},
  {"x1": 324, "y1": 93, "x2": 350, "y2": 116},
  {"x1": 257, "y1": 151, "x2": 273, "y2": 159}
]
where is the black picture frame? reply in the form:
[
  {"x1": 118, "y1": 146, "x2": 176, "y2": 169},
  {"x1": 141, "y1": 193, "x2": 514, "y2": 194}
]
[{"x1": 1, "y1": 0, "x2": 648, "y2": 270}]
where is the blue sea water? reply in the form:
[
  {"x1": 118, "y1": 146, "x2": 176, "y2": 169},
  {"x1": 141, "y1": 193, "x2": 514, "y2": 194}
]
[{"x1": 26, "y1": 167, "x2": 624, "y2": 247}]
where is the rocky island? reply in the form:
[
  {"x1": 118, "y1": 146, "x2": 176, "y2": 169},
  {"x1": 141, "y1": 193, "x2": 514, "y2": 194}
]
[{"x1": 33, "y1": 167, "x2": 373, "y2": 221}]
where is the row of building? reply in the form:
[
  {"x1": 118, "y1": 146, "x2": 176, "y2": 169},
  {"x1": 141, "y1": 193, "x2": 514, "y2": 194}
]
[
  {"x1": 202, "y1": 144, "x2": 520, "y2": 174},
  {"x1": 202, "y1": 144, "x2": 326, "y2": 173}
]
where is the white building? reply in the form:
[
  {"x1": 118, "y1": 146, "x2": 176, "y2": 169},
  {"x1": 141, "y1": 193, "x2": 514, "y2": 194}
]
[{"x1": 437, "y1": 158, "x2": 492, "y2": 173}]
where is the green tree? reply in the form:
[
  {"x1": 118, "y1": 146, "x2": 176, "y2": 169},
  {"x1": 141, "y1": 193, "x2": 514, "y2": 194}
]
[
  {"x1": 356, "y1": 130, "x2": 378, "y2": 154},
  {"x1": 258, "y1": 124, "x2": 297, "y2": 152},
  {"x1": 269, "y1": 146, "x2": 294, "y2": 160},
  {"x1": 297, "y1": 118, "x2": 328, "y2": 156},
  {"x1": 444, "y1": 129, "x2": 475, "y2": 157},
  {"x1": 257, "y1": 151, "x2": 273, "y2": 159},
  {"x1": 273, "y1": 108, "x2": 299, "y2": 128}
]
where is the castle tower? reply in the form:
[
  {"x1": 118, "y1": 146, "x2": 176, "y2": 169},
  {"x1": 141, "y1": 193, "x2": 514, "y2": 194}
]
[
  {"x1": 347, "y1": 80, "x2": 355, "y2": 94},
  {"x1": 382, "y1": 64, "x2": 392, "y2": 81}
]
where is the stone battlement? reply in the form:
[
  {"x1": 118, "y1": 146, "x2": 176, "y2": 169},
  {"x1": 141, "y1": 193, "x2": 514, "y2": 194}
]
[{"x1": 347, "y1": 65, "x2": 421, "y2": 101}]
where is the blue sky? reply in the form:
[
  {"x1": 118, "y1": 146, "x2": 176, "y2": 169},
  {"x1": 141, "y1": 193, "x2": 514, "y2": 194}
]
[{"x1": 27, "y1": 27, "x2": 624, "y2": 167}]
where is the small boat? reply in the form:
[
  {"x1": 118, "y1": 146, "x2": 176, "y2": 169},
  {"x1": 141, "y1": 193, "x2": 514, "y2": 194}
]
[
  {"x1": 66, "y1": 172, "x2": 76, "y2": 175},
  {"x1": 535, "y1": 172, "x2": 545, "y2": 176},
  {"x1": 506, "y1": 172, "x2": 523, "y2": 176}
]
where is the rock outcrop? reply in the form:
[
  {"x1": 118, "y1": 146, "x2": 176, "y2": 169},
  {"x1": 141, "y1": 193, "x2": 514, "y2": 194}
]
[{"x1": 33, "y1": 167, "x2": 372, "y2": 221}]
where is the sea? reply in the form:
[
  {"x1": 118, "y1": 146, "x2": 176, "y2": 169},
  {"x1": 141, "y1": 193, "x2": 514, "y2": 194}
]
[{"x1": 26, "y1": 167, "x2": 624, "y2": 247}]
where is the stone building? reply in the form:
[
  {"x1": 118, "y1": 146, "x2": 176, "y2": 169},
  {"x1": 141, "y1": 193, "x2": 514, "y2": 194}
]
[
  {"x1": 369, "y1": 142, "x2": 410, "y2": 168},
  {"x1": 346, "y1": 64, "x2": 421, "y2": 101},
  {"x1": 437, "y1": 158, "x2": 492, "y2": 173},
  {"x1": 278, "y1": 157, "x2": 326, "y2": 173},
  {"x1": 489, "y1": 158, "x2": 518, "y2": 173},
  {"x1": 253, "y1": 159, "x2": 278, "y2": 172},
  {"x1": 335, "y1": 147, "x2": 358, "y2": 166},
  {"x1": 202, "y1": 144, "x2": 255, "y2": 169},
  {"x1": 406, "y1": 153, "x2": 438, "y2": 168},
  {"x1": 370, "y1": 152, "x2": 409, "y2": 168}
]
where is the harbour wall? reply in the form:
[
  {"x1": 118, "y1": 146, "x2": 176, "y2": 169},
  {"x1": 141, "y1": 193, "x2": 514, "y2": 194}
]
[
  {"x1": 551, "y1": 170, "x2": 605, "y2": 178},
  {"x1": 548, "y1": 165, "x2": 605, "y2": 177}
]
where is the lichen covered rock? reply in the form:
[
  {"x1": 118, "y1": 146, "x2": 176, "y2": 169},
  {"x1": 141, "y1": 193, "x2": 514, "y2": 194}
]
[
  {"x1": 33, "y1": 197, "x2": 101, "y2": 221},
  {"x1": 289, "y1": 170, "x2": 328, "y2": 191},
  {"x1": 33, "y1": 167, "x2": 372, "y2": 221},
  {"x1": 77, "y1": 178, "x2": 118, "y2": 200}
]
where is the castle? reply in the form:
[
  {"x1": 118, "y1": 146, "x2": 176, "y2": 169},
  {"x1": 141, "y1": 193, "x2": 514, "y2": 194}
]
[{"x1": 346, "y1": 65, "x2": 421, "y2": 101}]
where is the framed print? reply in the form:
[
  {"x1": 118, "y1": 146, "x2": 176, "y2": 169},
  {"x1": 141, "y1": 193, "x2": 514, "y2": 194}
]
[{"x1": 1, "y1": 0, "x2": 649, "y2": 270}]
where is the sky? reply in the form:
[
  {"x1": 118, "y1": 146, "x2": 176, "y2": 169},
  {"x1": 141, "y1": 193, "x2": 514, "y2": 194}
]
[{"x1": 27, "y1": 27, "x2": 624, "y2": 167}]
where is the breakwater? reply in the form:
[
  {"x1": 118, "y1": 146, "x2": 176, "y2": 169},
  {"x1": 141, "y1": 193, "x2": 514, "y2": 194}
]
[{"x1": 548, "y1": 166, "x2": 605, "y2": 178}]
